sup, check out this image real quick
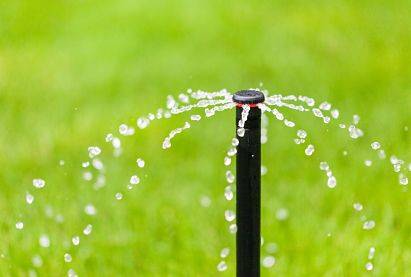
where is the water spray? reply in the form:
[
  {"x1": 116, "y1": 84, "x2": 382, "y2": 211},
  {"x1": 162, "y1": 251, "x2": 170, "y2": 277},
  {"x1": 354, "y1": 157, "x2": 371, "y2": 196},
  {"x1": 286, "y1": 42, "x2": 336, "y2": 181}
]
[
  {"x1": 233, "y1": 90, "x2": 265, "y2": 277},
  {"x1": 12, "y1": 87, "x2": 409, "y2": 276}
]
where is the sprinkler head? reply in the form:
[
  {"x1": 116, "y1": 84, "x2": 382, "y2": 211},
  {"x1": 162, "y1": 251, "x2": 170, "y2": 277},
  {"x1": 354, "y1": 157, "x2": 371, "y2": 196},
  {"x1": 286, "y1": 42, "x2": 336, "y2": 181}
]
[{"x1": 233, "y1": 90, "x2": 265, "y2": 106}]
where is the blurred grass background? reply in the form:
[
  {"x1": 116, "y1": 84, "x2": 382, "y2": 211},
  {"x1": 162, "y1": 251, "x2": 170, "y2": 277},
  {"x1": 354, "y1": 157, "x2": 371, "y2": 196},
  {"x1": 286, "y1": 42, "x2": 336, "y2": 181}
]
[{"x1": 0, "y1": 0, "x2": 410, "y2": 276}]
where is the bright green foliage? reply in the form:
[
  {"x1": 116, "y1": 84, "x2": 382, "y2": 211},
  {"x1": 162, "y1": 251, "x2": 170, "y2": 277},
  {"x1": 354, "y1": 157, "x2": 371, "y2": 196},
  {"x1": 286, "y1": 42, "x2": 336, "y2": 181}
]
[{"x1": 0, "y1": 1, "x2": 410, "y2": 276}]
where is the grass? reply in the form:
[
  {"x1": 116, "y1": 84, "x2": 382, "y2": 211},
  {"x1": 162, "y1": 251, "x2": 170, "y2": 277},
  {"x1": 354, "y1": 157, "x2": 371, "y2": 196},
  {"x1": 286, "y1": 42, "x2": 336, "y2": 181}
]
[{"x1": 0, "y1": 0, "x2": 410, "y2": 276}]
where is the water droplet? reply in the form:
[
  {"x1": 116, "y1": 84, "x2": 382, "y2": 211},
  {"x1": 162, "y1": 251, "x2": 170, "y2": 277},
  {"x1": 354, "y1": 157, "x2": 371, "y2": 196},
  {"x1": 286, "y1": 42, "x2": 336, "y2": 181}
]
[
  {"x1": 261, "y1": 134, "x2": 268, "y2": 144},
  {"x1": 224, "y1": 186, "x2": 234, "y2": 201},
  {"x1": 229, "y1": 224, "x2": 237, "y2": 234},
  {"x1": 68, "y1": 268, "x2": 78, "y2": 277},
  {"x1": 220, "y1": 248, "x2": 230, "y2": 258},
  {"x1": 162, "y1": 138, "x2": 171, "y2": 149},
  {"x1": 399, "y1": 174, "x2": 408, "y2": 185},
  {"x1": 365, "y1": 262, "x2": 373, "y2": 271},
  {"x1": 72, "y1": 236, "x2": 80, "y2": 246},
  {"x1": 320, "y1": 162, "x2": 329, "y2": 171},
  {"x1": 64, "y1": 253, "x2": 72, "y2": 263},
  {"x1": 364, "y1": 160, "x2": 372, "y2": 167},
  {"x1": 276, "y1": 208, "x2": 289, "y2": 221},
  {"x1": 353, "y1": 114, "x2": 360, "y2": 125},
  {"x1": 331, "y1": 109, "x2": 340, "y2": 119},
  {"x1": 156, "y1": 109, "x2": 164, "y2": 119},
  {"x1": 297, "y1": 129, "x2": 307, "y2": 139},
  {"x1": 348, "y1": 125, "x2": 364, "y2": 139},
  {"x1": 304, "y1": 144, "x2": 315, "y2": 156},
  {"x1": 205, "y1": 109, "x2": 215, "y2": 117},
  {"x1": 178, "y1": 93, "x2": 190, "y2": 103},
  {"x1": 83, "y1": 171, "x2": 93, "y2": 181},
  {"x1": 115, "y1": 193, "x2": 123, "y2": 200},
  {"x1": 45, "y1": 205, "x2": 53, "y2": 218},
  {"x1": 231, "y1": 138, "x2": 239, "y2": 146},
  {"x1": 130, "y1": 175, "x2": 140, "y2": 185},
  {"x1": 83, "y1": 224, "x2": 93, "y2": 235},
  {"x1": 88, "y1": 146, "x2": 101, "y2": 158},
  {"x1": 190, "y1": 114, "x2": 201, "y2": 121},
  {"x1": 105, "y1": 133, "x2": 113, "y2": 142},
  {"x1": 26, "y1": 192, "x2": 34, "y2": 204},
  {"x1": 39, "y1": 235, "x2": 50, "y2": 248},
  {"x1": 166, "y1": 95, "x2": 177, "y2": 109},
  {"x1": 391, "y1": 156, "x2": 400, "y2": 166},
  {"x1": 200, "y1": 195, "x2": 211, "y2": 207},
  {"x1": 111, "y1": 137, "x2": 121, "y2": 149},
  {"x1": 136, "y1": 158, "x2": 145, "y2": 168},
  {"x1": 312, "y1": 108, "x2": 323, "y2": 118},
  {"x1": 261, "y1": 166, "x2": 268, "y2": 175},
  {"x1": 227, "y1": 148, "x2": 237, "y2": 157},
  {"x1": 262, "y1": 256, "x2": 276, "y2": 268},
  {"x1": 363, "y1": 220, "x2": 376, "y2": 230},
  {"x1": 265, "y1": 243, "x2": 278, "y2": 254},
  {"x1": 353, "y1": 203, "x2": 363, "y2": 211},
  {"x1": 32, "y1": 179, "x2": 45, "y2": 189},
  {"x1": 368, "y1": 247, "x2": 376, "y2": 260},
  {"x1": 59, "y1": 160, "x2": 65, "y2": 166},
  {"x1": 84, "y1": 204, "x2": 97, "y2": 216},
  {"x1": 224, "y1": 210, "x2": 236, "y2": 222},
  {"x1": 224, "y1": 157, "x2": 232, "y2": 166},
  {"x1": 217, "y1": 261, "x2": 228, "y2": 272},
  {"x1": 378, "y1": 150, "x2": 386, "y2": 160},
  {"x1": 226, "y1": 171, "x2": 235, "y2": 183},
  {"x1": 32, "y1": 255, "x2": 43, "y2": 268},
  {"x1": 55, "y1": 214, "x2": 64, "y2": 223},
  {"x1": 319, "y1": 102, "x2": 331, "y2": 111},
  {"x1": 119, "y1": 124, "x2": 129, "y2": 135},
  {"x1": 92, "y1": 159, "x2": 104, "y2": 170},
  {"x1": 94, "y1": 175, "x2": 105, "y2": 189},
  {"x1": 327, "y1": 176, "x2": 337, "y2": 188},
  {"x1": 294, "y1": 138, "x2": 303, "y2": 145},
  {"x1": 371, "y1": 142, "x2": 381, "y2": 150},
  {"x1": 284, "y1": 119, "x2": 295, "y2": 127},
  {"x1": 237, "y1": 128, "x2": 245, "y2": 137},
  {"x1": 16, "y1": 222, "x2": 24, "y2": 230},
  {"x1": 305, "y1": 98, "x2": 315, "y2": 106},
  {"x1": 137, "y1": 117, "x2": 150, "y2": 129},
  {"x1": 81, "y1": 163, "x2": 90, "y2": 171}
]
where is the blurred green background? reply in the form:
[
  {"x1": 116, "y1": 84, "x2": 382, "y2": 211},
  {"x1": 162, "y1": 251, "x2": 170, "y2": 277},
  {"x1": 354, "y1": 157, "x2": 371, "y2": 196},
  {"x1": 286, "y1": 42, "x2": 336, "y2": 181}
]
[{"x1": 0, "y1": 0, "x2": 410, "y2": 276}]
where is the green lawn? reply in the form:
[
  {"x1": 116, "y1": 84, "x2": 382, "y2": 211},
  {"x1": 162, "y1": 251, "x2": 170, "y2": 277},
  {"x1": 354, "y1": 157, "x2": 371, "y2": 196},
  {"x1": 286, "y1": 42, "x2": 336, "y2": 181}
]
[{"x1": 0, "y1": 0, "x2": 410, "y2": 276}]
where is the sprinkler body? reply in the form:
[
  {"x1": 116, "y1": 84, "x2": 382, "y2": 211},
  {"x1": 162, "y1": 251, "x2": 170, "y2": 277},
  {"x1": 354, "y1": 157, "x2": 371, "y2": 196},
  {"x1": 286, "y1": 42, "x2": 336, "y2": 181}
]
[{"x1": 233, "y1": 90, "x2": 265, "y2": 277}]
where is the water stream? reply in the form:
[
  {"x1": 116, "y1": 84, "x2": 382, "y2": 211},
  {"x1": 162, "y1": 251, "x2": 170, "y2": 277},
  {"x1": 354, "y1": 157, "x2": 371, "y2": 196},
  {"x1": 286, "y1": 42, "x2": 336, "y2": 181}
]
[{"x1": 12, "y1": 88, "x2": 409, "y2": 276}]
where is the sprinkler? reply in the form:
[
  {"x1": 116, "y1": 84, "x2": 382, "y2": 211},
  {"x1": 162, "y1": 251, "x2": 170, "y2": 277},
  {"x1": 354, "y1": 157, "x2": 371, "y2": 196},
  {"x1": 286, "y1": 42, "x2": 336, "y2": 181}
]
[{"x1": 233, "y1": 90, "x2": 265, "y2": 277}]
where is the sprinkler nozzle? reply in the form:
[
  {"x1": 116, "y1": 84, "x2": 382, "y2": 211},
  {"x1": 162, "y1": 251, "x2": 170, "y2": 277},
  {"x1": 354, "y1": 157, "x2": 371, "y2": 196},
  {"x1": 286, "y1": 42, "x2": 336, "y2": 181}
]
[{"x1": 233, "y1": 90, "x2": 265, "y2": 106}]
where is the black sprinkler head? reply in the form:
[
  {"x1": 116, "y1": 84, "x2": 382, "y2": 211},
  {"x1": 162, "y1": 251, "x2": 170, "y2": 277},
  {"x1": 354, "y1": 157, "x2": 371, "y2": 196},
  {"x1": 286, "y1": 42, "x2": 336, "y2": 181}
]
[{"x1": 233, "y1": 90, "x2": 265, "y2": 106}]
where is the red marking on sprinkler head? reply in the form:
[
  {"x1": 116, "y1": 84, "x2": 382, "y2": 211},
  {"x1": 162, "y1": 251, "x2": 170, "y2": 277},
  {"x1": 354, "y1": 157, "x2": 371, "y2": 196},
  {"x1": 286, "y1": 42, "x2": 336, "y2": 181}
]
[{"x1": 236, "y1": 103, "x2": 259, "y2": 108}]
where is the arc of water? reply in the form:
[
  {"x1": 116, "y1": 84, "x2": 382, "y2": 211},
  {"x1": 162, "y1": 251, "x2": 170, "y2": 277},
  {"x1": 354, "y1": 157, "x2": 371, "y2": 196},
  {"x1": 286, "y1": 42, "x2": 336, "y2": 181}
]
[
  {"x1": 13, "y1": 89, "x2": 409, "y2": 275},
  {"x1": 20, "y1": 91, "x2": 235, "y2": 273},
  {"x1": 162, "y1": 102, "x2": 236, "y2": 150}
]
